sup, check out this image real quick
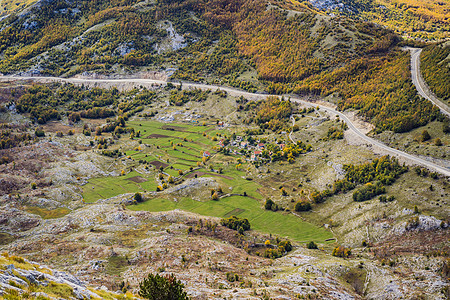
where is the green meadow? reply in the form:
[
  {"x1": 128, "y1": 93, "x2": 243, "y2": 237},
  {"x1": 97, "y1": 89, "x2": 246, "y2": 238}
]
[
  {"x1": 82, "y1": 120, "x2": 332, "y2": 242},
  {"x1": 83, "y1": 121, "x2": 219, "y2": 202},
  {"x1": 82, "y1": 171, "x2": 157, "y2": 203},
  {"x1": 129, "y1": 195, "x2": 332, "y2": 242}
]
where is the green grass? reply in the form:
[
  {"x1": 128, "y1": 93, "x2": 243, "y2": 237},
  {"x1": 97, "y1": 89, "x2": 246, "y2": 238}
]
[
  {"x1": 129, "y1": 120, "x2": 220, "y2": 147},
  {"x1": 42, "y1": 282, "x2": 74, "y2": 299},
  {"x1": 127, "y1": 152, "x2": 158, "y2": 162},
  {"x1": 130, "y1": 196, "x2": 332, "y2": 242},
  {"x1": 105, "y1": 256, "x2": 128, "y2": 276},
  {"x1": 167, "y1": 149, "x2": 200, "y2": 161},
  {"x1": 172, "y1": 163, "x2": 194, "y2": 171},
  {"x1": 82, "y1": 171, "x2": 157, "y2": 203},
  {"x1": 24, "y1": 207, "x2": 70, "y2": 219},
  {"x1": 84, "y1": 120, "x2": 331, "y2": 242}
]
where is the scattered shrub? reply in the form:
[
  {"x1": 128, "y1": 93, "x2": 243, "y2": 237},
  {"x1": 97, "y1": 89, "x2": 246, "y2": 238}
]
[
  {"x1": 332, "y1": 246, "x2": 351, "y2": 258},
  {"x1": 306, "y1": 241, "x2": 318, "y2": 249}
]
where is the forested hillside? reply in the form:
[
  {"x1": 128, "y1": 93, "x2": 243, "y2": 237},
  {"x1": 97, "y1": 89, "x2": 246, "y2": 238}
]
[
  {"x1": 294, "y1": 50, "x2": 442, "y2": 133},
  {"x1": 0, "y1": 0, "x2": 447, "y2": 134},
  {"x1": 366, "y1": 0, "x2": 450, "y2": 40},
  {"x1": 306, "y1": 0, "x2": 450, "y2": 40},
  {"x1": 421, "y1": 43, "x2": 450, "y2": 105},
  {"x1": 0, "y1": 0, "x2": 382, "y2": 79},
  {"x1": 0, "y1": 0, "x2": 38, "y2": 17}
]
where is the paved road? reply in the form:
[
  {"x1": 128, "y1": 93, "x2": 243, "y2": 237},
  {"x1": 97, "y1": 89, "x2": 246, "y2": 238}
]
[
  {"x1": 1, "y1": 75, "x2": 449, "y2": 176},
  {"x1": 409, "y1": 47, "x2": 450, "y2": 117}
]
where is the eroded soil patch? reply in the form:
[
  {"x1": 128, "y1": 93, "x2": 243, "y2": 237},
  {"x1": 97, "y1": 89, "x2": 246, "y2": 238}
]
[
  {"x1": 149, "y1": 161, "x2": 169, "y2": 169},
  {"x1": 127, "y1": 176, "x2": 148, "y2": 183},
  {"x1": 146, "y1": 133, "x2": 170, "y2": 138}
]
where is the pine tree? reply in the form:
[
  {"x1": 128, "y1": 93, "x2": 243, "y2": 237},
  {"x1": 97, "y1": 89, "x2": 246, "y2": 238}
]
[{"x1": 139, "y1": 273, "x2": 189, "y2": 300}]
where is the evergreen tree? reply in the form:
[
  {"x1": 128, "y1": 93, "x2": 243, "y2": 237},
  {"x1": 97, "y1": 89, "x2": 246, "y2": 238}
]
[{"x1": 139, "y1": 273, "x2": 189, "y2": 300}]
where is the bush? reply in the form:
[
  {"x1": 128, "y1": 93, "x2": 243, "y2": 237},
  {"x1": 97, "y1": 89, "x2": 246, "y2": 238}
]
[
  {"x1": 352, "y1": 182, "x2": 385, "y2": 202},
  {"x1": 332, "y1": 246, "x2": 351, "y2": 258},
  {"x1": 220, "y1": 216, "x2": 250, "y2": 231},
  {"x1": 421, "y1": 130, "x2": 431, "y2": 142},
  {"x1": 211, "y1": 192, "x2": 219, "y2": 201},
  {"x1": 226, "y1": 272, "x2": 239, "y2": 282},
  {"x1": 134, "y1": 192, "x2": 143, "y2": 202},
  {"x1": 68, "y1": 112, "x2": 81, "y2": 123},
  {"x1": 139, "y1": 273, "x2": 189, "y2": 300},
  {"x1": 35, "y1": 129, "x2": 45, "y2": 137},
  {"x1": 295, "y1": 200, "x2": 311, "y2": 212},
  {"x1": 278, "y1": 240, "x2": 293, "y2": 252},
  {"x1": 306, "y1": 241, "x2": 318, "y2": 249},
  {"x1": 264, "y1": 199, "x2": 278, "y2": 211}
]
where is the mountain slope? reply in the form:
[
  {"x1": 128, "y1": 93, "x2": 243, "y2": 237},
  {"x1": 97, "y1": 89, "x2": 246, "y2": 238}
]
[
  {"x1": 420, "y1": 42, "x2": 450, "y2": 105},
  {"x1": 0, "y1": 0, "x2": 448, "y2": 134},
  {"x1": 304, "y1": 0, "x2": 450, "y2": 40},
  {"x1": 0, "y1": 0, "x2": 38, "y2": 17}
]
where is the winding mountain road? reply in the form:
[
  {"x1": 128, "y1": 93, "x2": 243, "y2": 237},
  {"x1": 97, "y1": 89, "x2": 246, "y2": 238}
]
[
  {"x1": 1, "y1": 75, "x2": 449, "y2": 176},
  {"x1": 409, "y1": 47, "x2": 450, "y2": 117}
]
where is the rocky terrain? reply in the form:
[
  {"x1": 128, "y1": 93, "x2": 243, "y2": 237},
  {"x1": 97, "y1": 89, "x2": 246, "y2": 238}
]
[{"x1": 0, "y1": 0, "x2": 449, "y2": 298}]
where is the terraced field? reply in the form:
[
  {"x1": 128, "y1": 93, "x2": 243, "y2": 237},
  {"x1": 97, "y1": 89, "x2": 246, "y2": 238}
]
[
  {"x1": 82, "y1": 121, "x2": 224, "y2": 202},
  {"x1": 82, "y1": 171, "x2": 158, "y2": 203},
  {"x1": 130, "y1": 195, "x2": 333, "y2": 242},
  {"x1": 81, "y1": 119, "x2": 333, "y2": 242}
]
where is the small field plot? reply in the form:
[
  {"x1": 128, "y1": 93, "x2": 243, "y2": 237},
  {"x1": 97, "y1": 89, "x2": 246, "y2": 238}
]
[
  {"x1": 171, "y1": 163, "x2": 195, "y2": 171},
  {"x1": 130, "y1": 195, "x2": 332, "y2": 242},
  {"x1": 167, "y1": 149, "x2": 200, "y2": 161},
  {"x1": 127, "y1": 152, "x2": 158, "y2": 162},
  {"x1": 82, "y1": 171, "x2": 157, "y2": 203},
  {"x1": 128, "y1": 120, "x2": 224, "y2": 148}
]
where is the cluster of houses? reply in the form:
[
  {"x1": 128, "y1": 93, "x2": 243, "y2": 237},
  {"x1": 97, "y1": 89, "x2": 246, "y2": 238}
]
[{"x1": 216, "y1": 135, "x2": 287, "y2": 162}]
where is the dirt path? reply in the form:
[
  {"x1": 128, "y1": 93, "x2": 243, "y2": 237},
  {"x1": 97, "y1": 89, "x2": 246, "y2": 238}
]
[
  {"x1": 1, "y1": 75, "x2": 449, "y2": 176},
  {"x1": 289, "y1": 115, "x2": 297, "y2": 145}
]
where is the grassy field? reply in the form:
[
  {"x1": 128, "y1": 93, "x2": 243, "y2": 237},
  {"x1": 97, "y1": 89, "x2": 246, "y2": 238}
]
[
  {"x1": 82, "y1": 120, "x2": 222, "y2": 202},
  {"x1": 130, "y1": 195, "x2": 332, "y2": 242},
  {"x1": 82, "y1": 171, "x2": 157, "y2": 203},
  {"x1": 82, "y1": 119, "x2": 333, "y2": 242}
]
